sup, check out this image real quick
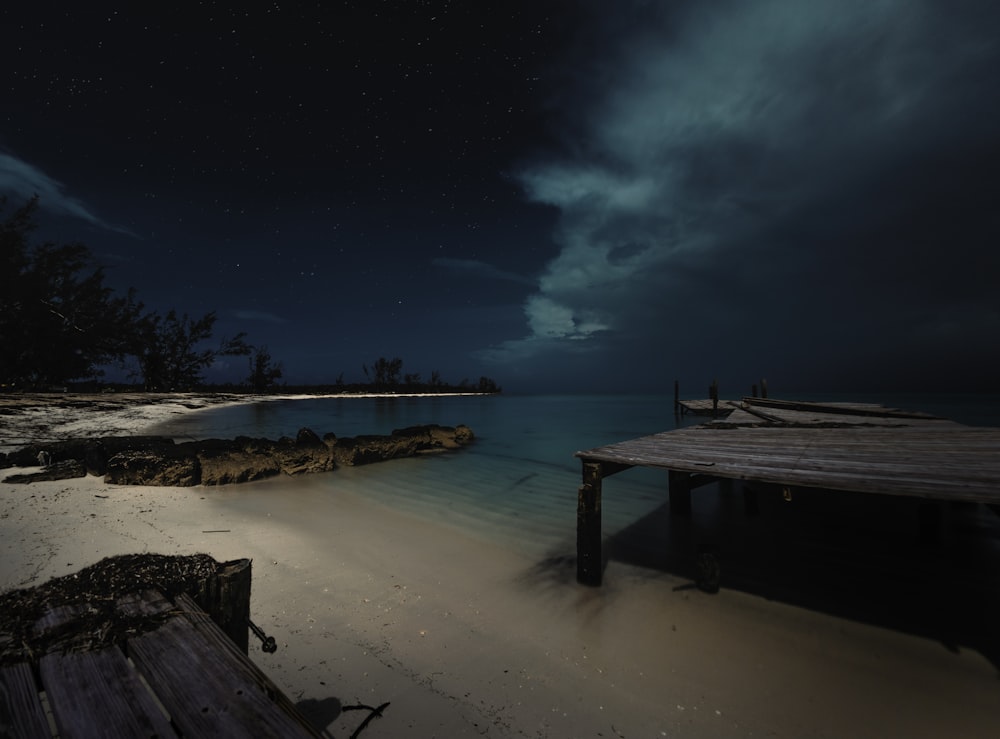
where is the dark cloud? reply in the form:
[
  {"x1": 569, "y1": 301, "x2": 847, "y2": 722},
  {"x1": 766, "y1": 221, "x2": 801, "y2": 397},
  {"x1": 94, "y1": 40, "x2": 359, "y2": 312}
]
[
  {"x1": 3, "y1": 2, "x2": 997, "y2": 392},
  {"x1": 482, "y1": 0, "x2": 1000, "y2": 391}
]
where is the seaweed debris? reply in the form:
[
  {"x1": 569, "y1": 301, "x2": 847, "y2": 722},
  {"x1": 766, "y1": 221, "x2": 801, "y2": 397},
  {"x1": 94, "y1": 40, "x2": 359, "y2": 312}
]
[{"x1": 0, "y1": 552, "x2": 219, "y2": 665}]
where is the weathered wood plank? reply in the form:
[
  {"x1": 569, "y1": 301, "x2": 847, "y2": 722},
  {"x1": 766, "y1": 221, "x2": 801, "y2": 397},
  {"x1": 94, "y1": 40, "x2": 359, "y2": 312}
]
[
  {"x1": 173, "y1": 592, "x2": 311, "y2": 729},
  {"x1": 0, "y1": 662, "x2": 50, "y2": 739},
  {"x1": 116, "y1": 588, "x2": 174, "y2": 618},
  {"x1": 127, "y1": 605, "x2": 317, "y2": 738},
  {"x1": 677, "y1": 399, "x2": 736, "y2": 416},
  {"x1": 577, "y1": 426, "x2": 1000, "y2": 503},
  {"x1": 32, "y1": 603, "x2": 94, "y2": 641},
  {"x1": 39, "y1": 647, "x2": 176, "y2": 739},
  {"x1": 191, "y1": 559, "x2": 252, "y2": 654},
  {"x1": 742, "y1": 397, "x2": 942, "y2": 419},
  {"x1": 577, "y1": 462, "x2": 604, "y2": 586}
]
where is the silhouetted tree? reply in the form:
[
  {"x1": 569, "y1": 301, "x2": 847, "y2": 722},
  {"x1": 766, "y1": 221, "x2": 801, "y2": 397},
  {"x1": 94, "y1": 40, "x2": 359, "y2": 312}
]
[
  {"x1": 0, "y1": 197, "x2": 142, "y2": 387},
  {"x1": 247, "y1": 345, "x2": 283, "y2": 393},
  {"x1": 477, "y1": 376, "x2": 502, "y2": 393},
  {"x1": 369, "y1": 356, "x2": 403, "y2": 390},
  {"x1": 130, "y1": 309, "x2": 250, "y2": 390}
]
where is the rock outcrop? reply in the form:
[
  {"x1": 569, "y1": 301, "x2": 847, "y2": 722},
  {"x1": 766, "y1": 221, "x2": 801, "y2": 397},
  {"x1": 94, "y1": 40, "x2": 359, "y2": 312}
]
[
  {"x1": 1, "y1": 459, "x2": 87, "y2": 484},
  {"x1": 2, "y1": 424, "x2": 474, "y2": 487},
  {"x1": 328, "y1": 424, "x2": 475, "y2": 466}
]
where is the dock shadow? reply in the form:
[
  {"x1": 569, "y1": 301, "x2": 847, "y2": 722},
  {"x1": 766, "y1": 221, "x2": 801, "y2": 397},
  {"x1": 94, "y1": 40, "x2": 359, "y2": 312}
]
[
  {"x1": 295, "y1": 695, "x2": 342, "y2": 737},
  {"x1": 602, "y1": 482, "x2": 1000, "y2": 672}
]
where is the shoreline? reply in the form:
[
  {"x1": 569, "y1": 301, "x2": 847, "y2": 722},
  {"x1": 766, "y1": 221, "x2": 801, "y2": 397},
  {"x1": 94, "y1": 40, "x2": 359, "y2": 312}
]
[
  {"x1": 0, "y1": 391, "x2": 489, "y2": 456},
  {"x1": 2, "y1": 395, "x2": 999, "y2": 737}
]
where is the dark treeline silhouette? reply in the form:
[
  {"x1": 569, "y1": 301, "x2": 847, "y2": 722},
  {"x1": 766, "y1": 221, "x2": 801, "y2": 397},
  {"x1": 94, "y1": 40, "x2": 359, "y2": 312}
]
[
  {"x1": 0, "y1": 197, "x2": 500, "y2": 395},
  {"x1": 1, "y1": 197, "x2": 251, "y2": 391}
]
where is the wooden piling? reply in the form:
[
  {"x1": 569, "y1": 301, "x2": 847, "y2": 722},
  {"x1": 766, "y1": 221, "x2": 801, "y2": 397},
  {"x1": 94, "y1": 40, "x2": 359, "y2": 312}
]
[
  {"x1": 577, "y1": 461, "x2": 632, "y2": 586},
  {"x1": 193, "y1": 558, "x2": 252, "y2": 654},
  {"x1": 577, "y1": 462, "x2": 603, "y2": 586}
]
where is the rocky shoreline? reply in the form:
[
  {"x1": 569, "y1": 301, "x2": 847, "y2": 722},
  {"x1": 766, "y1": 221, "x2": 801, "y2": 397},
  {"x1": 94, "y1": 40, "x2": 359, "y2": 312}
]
[{"x1": 1, "y1": 424, "x2": 474, "y2": 486}]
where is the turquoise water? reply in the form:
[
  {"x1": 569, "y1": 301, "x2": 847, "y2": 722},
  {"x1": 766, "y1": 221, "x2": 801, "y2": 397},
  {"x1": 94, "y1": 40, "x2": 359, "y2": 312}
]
[
  {"x1": 148, "y1": 394, "x2": 696, "y2": 553},
  {"x1": 146, "y1": 392, "x2": 1000, "y2": 556}
]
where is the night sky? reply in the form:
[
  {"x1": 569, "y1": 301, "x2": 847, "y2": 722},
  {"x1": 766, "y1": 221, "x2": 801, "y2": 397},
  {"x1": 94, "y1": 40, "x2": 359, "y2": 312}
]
[{"x1": 3, "y1": 1, "x2": 999, "y2": 394}]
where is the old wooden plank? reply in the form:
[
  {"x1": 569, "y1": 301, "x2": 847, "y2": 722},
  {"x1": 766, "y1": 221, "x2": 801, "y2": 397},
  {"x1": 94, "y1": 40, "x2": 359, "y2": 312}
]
[
  {"x1": 39, "y1": 647, "x2": 175, "y2": 739},
  {"x1": 32, "y1": 602, "x2": 95, "y2": 641},
  {"x1": 0, "y1": 662, "x2": 50, "y2": 739},
  {"x1": 576, "y1": 426, "x2": 1000, "y2": 503},
  {"x1": 127, "y1": 607, "x2": 317, "y2": 738},
  {"x1": 577, "y1": 462, "x2": 604, "y2": 586},
  {"x1": 173, "y1": 592, "x2": 312, "y2": 730},
  {"x1": 677, "y1": 399, "x2": 736, "y2": 416},
  {"x1": 742, "y1": 397, "x2": 943, "y2": 419},
  {"x1": 579, "y1": 441, "x2": 999, "y2": 482},
  {"x1": 587, "y1": 437, "x2": 998, "y2": 474},
  {"x1": 116, "y1": 589, "x2": 174, "y2": 618},
  {"x1": 596, "y1": 435, "x2": 1000, "y2": 475},
  {"x1": 191, "y1": 558, "x2": 252, "y2": 654},
  {"x1": 725, "y1": 404, "x2": 961, "y2": 427}
]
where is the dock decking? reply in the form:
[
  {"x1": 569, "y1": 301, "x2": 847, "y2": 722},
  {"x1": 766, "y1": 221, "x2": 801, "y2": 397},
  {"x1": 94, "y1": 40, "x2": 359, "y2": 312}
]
[
  {"x1": 0, "y1": 558, "x2": 318, "y2": 738},
  {"x1": 575, "y1": 397, "x2": 1000, "y2": 585}
]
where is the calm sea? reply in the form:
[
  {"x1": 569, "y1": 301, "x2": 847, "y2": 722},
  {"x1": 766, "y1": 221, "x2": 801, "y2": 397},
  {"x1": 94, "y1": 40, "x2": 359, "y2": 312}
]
[{"x1": 146, "y1": 392, "x2": 1000, "y2": 557}]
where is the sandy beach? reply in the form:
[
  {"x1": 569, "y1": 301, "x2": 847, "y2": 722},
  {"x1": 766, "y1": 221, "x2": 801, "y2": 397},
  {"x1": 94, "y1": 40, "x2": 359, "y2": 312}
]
[{"x1": 2, "y1": 394, "x2": 998, "y2": 738}]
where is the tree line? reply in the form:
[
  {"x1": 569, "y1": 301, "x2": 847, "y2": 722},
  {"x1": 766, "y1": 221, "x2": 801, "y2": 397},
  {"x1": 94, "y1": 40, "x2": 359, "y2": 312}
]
[
  {"x1": 0, "y1": 197, "x2": 500, "y2": 395},
  {"x1": 0, "y1": 197, "x2": 264, "y2": 391},
  {"x1": 360, "y1": 357, "x2": 500, "y2": 394}
]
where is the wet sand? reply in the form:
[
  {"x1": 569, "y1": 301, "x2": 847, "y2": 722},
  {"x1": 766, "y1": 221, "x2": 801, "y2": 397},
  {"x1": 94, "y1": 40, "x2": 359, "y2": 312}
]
[{"x1": 1, "y1": 394, "x2": 998, "y2": 737}]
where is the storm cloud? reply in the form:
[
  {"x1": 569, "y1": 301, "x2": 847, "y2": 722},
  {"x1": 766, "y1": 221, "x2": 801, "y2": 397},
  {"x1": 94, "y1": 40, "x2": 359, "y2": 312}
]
[{"x1": 486, "y1": 0, "x2": 1000, "y2": 391}]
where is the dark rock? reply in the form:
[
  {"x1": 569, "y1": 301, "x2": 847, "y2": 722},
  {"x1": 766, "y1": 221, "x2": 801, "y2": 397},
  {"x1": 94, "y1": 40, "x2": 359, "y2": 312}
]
[
  {"x1": 273, "y1": 441, "x2": 334, "y2": 476},
  {"x1": 105, "y1": 448, "x2": 200, "y2": 486},
  {"x1": 192, "y1": 438, "x2": 282, "y2": 486},
  {"x1": 3, "y1": 424, "x2": 472, "y2": 486},
  {"x1": 295, "y1": 427, "x2": 323, "y2": 446},
  {"x1": 2, "y1": 459, "x2": 86, "y2": 484},
  {"x1": 330, "y1": 424, "x2": 474, "y2": 466},
  {"x1": 3, "y1": 437, "x2": 176, "y2": 474}
]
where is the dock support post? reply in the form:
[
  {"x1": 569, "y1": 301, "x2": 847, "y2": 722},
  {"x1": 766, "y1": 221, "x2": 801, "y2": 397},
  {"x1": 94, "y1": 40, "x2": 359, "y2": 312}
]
[
  {"x1": 195, "y1": 559, "x2": 252, "y2": 653},
  {"x1": 669, "y1": 470, "x2": 693, "y2": 516},
  {"x1": 577, "y1": 462, "x2": 604, "y2": 586},
  {"x1": 674, "y1": 380, "x2": 680, "y2": 416}
]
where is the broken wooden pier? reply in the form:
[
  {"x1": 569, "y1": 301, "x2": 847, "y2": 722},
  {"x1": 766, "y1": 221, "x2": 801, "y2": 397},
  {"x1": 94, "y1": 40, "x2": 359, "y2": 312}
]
[
  {"x1": 0, "y1": 556, "x2": 318, "y2": 738},
  {"x1": 575, "y1": 397, "x2": 1000, "y2": 585}
]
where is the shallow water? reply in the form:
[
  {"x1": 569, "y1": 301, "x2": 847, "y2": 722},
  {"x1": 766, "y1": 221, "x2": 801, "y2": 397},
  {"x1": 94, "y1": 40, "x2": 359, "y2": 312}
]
[
  {"x1": 147, "y1": 394, "x2": 697, "y2": 554},
  {"x1": 145, "y1": 391, "x2": 1000, "y2": 558}
]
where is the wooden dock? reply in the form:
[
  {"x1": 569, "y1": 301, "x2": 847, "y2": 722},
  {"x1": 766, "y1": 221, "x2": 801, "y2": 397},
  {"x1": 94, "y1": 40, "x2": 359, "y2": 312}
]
[
  {"x1": 575, "y1": 397, "x2": 1000, "y2": 585},
  {"x1": 0, "y1": 557, "x2": 318, "y2": 738}
]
